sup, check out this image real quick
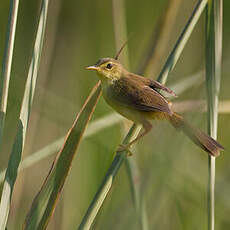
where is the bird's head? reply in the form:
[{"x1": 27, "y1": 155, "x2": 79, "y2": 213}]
[{"x1": 86, "y1": 58, "x2": 125, "y2": 82}]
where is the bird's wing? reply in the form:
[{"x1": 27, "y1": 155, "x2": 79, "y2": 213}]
[
  {"x1": 129, "y1": 74, "x2": 177, "y2": 97},
  {"x1": 131, "y1": 86, "x2": 173, "y2": 115},
  {"x1": 149, "y1": 79, "x2": 177, "y2": 97},
  {"x1": 111, "y1": 77, "x2": 173, "y2": 115}
]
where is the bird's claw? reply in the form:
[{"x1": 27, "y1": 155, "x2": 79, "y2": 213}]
[{"x1": 117, "y1": 144, "x2": 133, "y2": 156}]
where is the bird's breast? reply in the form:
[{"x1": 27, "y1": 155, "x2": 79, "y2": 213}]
[{"x1": 101, "y1": 82, "x2": 145, "y2": 123}]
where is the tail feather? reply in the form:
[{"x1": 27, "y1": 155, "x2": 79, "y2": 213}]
[{"x1": 169, "y1": 113, "x2": 224, "y2": 157}]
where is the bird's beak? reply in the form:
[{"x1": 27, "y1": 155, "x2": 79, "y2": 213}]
[{"x1": 85, "y1": 65, "x2": 99, "y2": 71}]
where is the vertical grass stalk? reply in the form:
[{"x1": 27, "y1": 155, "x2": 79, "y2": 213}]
[
  {"x1": 0, "y1": 1, "x2": 49, "y2": 229},
  {"x1": 205, "y1": 0, "x2": 223, "y2": 229},
  {"x1": 125, "y1": 159, "x2": 149, "y2": 230},
  {"x1": 0, "y1": 0, "x2": 20, "y2": 143}
]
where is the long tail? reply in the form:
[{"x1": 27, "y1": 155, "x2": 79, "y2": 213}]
[{"x1": 169, "y1": 113, "x2": 224, "y2": 157}]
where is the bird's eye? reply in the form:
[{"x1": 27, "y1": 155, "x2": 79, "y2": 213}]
[{"x1": 106, "y1": 63, "x2": 113, "y2": 69}]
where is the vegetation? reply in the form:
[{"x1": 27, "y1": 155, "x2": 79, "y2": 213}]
[{"x1": 0, "y1": 0, "x2": 229, "y2": 229}]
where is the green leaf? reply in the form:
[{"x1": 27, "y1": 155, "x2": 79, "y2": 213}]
[
  {"x1": 23, "y1": 82, "x2": 102, "y2": 230},
  {"x1": 0, "y1": 0, "x2": 49, "y2": 229},
  {"x1": 205, "y1": 0, "x2": 223, "y2": 229},
  {"x1": 0, "y1": 112, "x2": 123, "y2": 183},
  {"x1": 0, "y1": 0, "x2": 19, "y2": 142},
  {"x1": 157, "y1": 0, "x2": 208, "y2": 84},
  {"x1": 77, "y1": 124, "x2": 142, "y2": 230}
]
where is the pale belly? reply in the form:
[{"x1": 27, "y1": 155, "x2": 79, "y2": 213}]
[{"x1": 106, "y1": 97, "x2": 144, "y2": 123}]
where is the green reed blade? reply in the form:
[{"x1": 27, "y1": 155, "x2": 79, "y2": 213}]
[
  {"x1": 0, "y1": 0, "x2": 19, "y2": 144},
  {"x1": 23, "y1": 82, "x2": 101, "y2": 230},
  {"x1": 205, "y1": 0, "x2": 223, "y2": 230},
  {"x1": 158, "y1": 0, "x2": 207, "y2": 84},
  {"x1": 0, "y1": 1, "x2": 49, "y2": 229}
]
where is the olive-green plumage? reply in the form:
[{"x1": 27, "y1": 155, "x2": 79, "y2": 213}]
[{"x1": 86, "y1": 58, "x2": 224, "y2": 156}]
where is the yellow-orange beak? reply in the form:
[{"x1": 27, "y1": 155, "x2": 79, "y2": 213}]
[{"x1": 85, "y1": 65, "x2": 99, "y2": 71}]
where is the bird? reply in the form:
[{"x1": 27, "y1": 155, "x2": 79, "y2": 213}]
[{"x1": 86, "y1": 57, "x2": 224, "y2": 157}]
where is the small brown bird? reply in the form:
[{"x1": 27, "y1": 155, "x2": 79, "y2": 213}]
[{"x1": 86, "y1": 58, "x2": 224, "y2": 157}]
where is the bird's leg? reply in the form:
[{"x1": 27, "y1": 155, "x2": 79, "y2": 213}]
[
  {"x1": 126, "y1": 120, "x2": 152, "y2": 147},
  {"x1": 118, "y1": 120, "x2": 152, "y2": 154}
]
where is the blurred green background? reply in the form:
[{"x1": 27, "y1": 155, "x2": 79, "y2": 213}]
[{"x1": 0, "y1": 0, "x2": 230, "y2": 229}]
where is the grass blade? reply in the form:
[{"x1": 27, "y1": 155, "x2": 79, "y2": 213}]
[
  {"x1": 77, "y1": 125, "x2": 142, "y2": 230},
  {"x1": 125, "y1": 158, "x2": 149, "y2": 230},
  {"x1": 158, "y1": 0, "x2": 208, "y2": 84},
  {"x1": 205, "y1": 0, "x2": 223, "y2": 229},
  {"x1": 0, "y1": 113, "x2": 123, "y2": 183},
  {"x1": 0, "y1": 0, "x2": 19, "y2": 142},
  {"x1": 23, "y1": 82, "x2": 101, "y2": 230},
  {"x1": 0, "y1": 1, "x2": 49, "y2": 229}
]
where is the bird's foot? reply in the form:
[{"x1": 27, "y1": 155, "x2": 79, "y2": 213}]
[{"x1": 117, "y1": 144, "x2": 133, "y2": 156}]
